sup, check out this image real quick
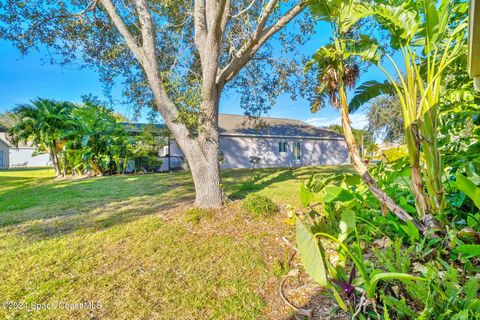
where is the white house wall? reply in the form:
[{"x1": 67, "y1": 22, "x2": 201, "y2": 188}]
[
  {"x1": 219, "y1": 136, "x2": 349, "y2": 169},
  {"x1": 167, "y1": 136, "x2": 350, "y2": 169},
  {"x1": 9, "y1": 148, "x2": 51, "y2": 167}
]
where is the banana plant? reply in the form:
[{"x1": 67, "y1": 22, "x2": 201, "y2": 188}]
[
  {"x1": 349, "y1": 0, "x2": 468, "y2": 220},
  {"x1": 306, "y1": 0, "x2": 423, "y2": 230}
]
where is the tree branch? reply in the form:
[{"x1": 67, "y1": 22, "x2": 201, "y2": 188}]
[
  {"x1": 194, "y1": 0, "x2": 207, "y2": 55},
  {"x1": 232, "y1": 0, "x2": 256, "y2": 18},
  {"x1": 135, "y1": 0, "x2": 157, "y2": 66},
  {"x1": 17, "y1": 0, "x2": 100, "y2": 40},
  {"x1": 100, "y1": 0, "x2": 195, "y2": 151},
  {"x1": 99, "y1": 0, "x2": 145, "y2": 63},
  {"x1": 216, "y1": 0, "x2": 307, "y2": 85}
]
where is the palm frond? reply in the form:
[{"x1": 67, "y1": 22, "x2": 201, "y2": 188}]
[{"x1": 348, "y1": 80, "x2": 396, "y2": 112}]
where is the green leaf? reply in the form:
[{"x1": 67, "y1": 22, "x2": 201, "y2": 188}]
[
  {"x1": 338, "y1": 209, "x2": 356, "y2": 243},
  {"x1": 456, "y1": 174, "x2": 480, "y2": 209},
  {"x1": 367, "y1": 273, "x2": 425, "y2": 298},
  {"x1": 383, "y1": 302, "x2": 392, "y2": 320},
  {"x1": 300, "y1": 183, "x2": 314, "y2": 207},
  {"x1": 295, "y1": 219, "x2": 328, "y2": 287},
  {"x1": 453, "y1": 244, "x2": 480, "y2": 259},
  {"x1": 331, "y1": 285, "x2": 348, "y2": 312},
  {"x1": 423, "y1": 0, "x2": 440, "y2": 44},
  {"x1": 399, "y1": 197, "x2": 416, "y2": 214},
  {"x1": 324, "y1": 185, "x2": 354, "y2": 203},
  {"x1": 400, "y1": 221, "x2": 420, "y2": 243},
  {"x1": 463, "y1": 277, "x2": 478, "y2": 306},
  {"x1": 349, "y1": 80, "x2": 396, "y2": 113},
  {"x1": 342, "y1": 173, "x2": 361, "y2": 186},
  {"x1": 450, "y1": 309, "x2": 469, "y2": 320},
  {"x1": 323, "y1": 185, "x2": 343, "y2": 203},
  {"x1": 370, "y1": 3, "x2": 419, "y2": 46},
  {"x1": 308, "y1": 0, "x2": 333, "y2": 22}
]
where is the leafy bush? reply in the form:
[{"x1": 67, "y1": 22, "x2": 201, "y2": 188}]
[
  {"x1": 294, "y1": 157, "x2": 480, "y2": 318},
  {"x1": 242, "y1": 194, "x2": 279, "y2": 218},
  {"x1": 185, "y1": 208, "x2": 212, "y2": 225},
  {"x1": 381, "y1": 145, "x2": 408, "y2": 162}
]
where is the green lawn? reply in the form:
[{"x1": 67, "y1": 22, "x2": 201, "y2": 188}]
[{"x1": 0, "y1": 165, "x2": 350, "y2": 319}]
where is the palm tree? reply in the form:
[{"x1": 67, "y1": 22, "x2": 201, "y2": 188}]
[
  {"x1": 9, "y1": 98, "x2": 74, "y2": 177},
  {"x1": 307, "y1": 0, "x2": 422, "y2": 230},
  {"x1": 348, "y1": 0, "x2": 467, "y2": 220}
]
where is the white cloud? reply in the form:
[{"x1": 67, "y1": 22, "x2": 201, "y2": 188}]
[{"x1": 306, "y1": 113, "x2": 368, "y2": 130}]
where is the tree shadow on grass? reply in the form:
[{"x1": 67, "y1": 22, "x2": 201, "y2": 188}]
[
  {"x1": 0, "y1": 172, "x2": 196, "y2": 241},
  {"x1": 226, "y1": 165, "x2": 353, "y2": 200},
  {"x1": 0, "y1": 165, "x2": 353, "y2": 242}
]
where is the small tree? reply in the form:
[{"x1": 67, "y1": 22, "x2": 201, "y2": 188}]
[
  {"x1": 9, "y1": 98, "x2": 74, "y2": 177},
  {"x1": 64, "y1": 100, "x2": 130, "y2": 175}
]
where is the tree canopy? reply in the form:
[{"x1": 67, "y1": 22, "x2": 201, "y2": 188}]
[{"x1": 367, "y1": 95, "x2": 404, "y2": 143}]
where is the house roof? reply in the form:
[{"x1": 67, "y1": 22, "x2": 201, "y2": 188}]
[
  {"x1": 124, "y1": 114, "x2": 344, "y2": 140},
  {"x1": 469, "y1": 0, "x2": 480, "y2": 89},
  {"x1": 0, "y1": 132, "x2": 32, "y2": 148},
  {"x1": 217, "y1": 114, "x2": 344, "y2": 140}
]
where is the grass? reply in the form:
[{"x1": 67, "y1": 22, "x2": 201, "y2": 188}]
[{"x1": 0, "y1": 165, "x2": 351, "y2": 319}]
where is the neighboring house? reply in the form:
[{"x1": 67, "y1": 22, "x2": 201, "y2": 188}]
[
  {"x1": 128, "y1": 114, "x2": 350, "y2": 170},
  {"x1": 469, "y1": 0, "x2": 480, "y2": 89},
  {"x1": 0, "y1": 128, "x2": 51, "y2": 168}
]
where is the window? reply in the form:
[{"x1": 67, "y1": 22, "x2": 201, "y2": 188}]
[
  {"x1": 278, "y1": 142, "x2": 288, "y2": 153},
  {"x1": 0, "y1": 151, "x2": 3, "y2": 168},
  {"x1": 293, "y1": 142, "x2": 302, "y2": 161}
]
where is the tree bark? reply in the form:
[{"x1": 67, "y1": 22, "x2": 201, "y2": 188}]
[
  {"x1": 189, "y1": 146, "x2": 224, "y2": 207},
  {"x1": 49, "y1": 145, "x2": 61, "y2": 177},
  {"x1": 338, "y1": 87, "x2": 425, "y2": 234}
]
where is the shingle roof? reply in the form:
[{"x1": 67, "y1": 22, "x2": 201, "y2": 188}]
[
  {"x1": 123, "y1": 114, "x2": 344, "y2": 140},
  {"x1": 218, "y1": 114, "x2": 343, "y2": 140},
  {"x1": 0, "y1": 132, "x2": 32, "y2": 148}
]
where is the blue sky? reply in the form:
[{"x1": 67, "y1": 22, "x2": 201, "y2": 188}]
[{"x1": 0, "y1": 19, "x2": 392, "y2": 130}]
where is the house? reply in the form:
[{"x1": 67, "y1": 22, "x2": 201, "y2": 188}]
[
  {"x1": 149, "y1": 114, "x2": 350, "y2": 170},
  {"x1": 0, "y1": 127, "x2": 51, "y2": 168},
  {"x1": 469, "y1": 0, "x2": 480, "y2": 89}
]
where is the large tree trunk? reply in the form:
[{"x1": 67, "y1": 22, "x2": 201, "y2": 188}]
[
  {"x1": 338, "y1": 87, "x2": 425, "y2": 233},
  {"x1": 188, "y1": 145, "x2": 224, "y2": 207}
]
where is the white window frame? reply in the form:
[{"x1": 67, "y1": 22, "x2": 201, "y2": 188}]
[{"x1": 293, "y1": 142, "x2": 302, "y2": 162}]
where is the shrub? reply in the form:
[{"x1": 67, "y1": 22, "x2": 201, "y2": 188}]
[
  {"x1": 242, "y1": 193, "x2": 279, "y2": 218},
  {"x1": 185, "y1": 208, "x2": 211, "y2": 225},
  {"x1": 381, "y1": 145, "x2": 408, "y2": 162}
]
